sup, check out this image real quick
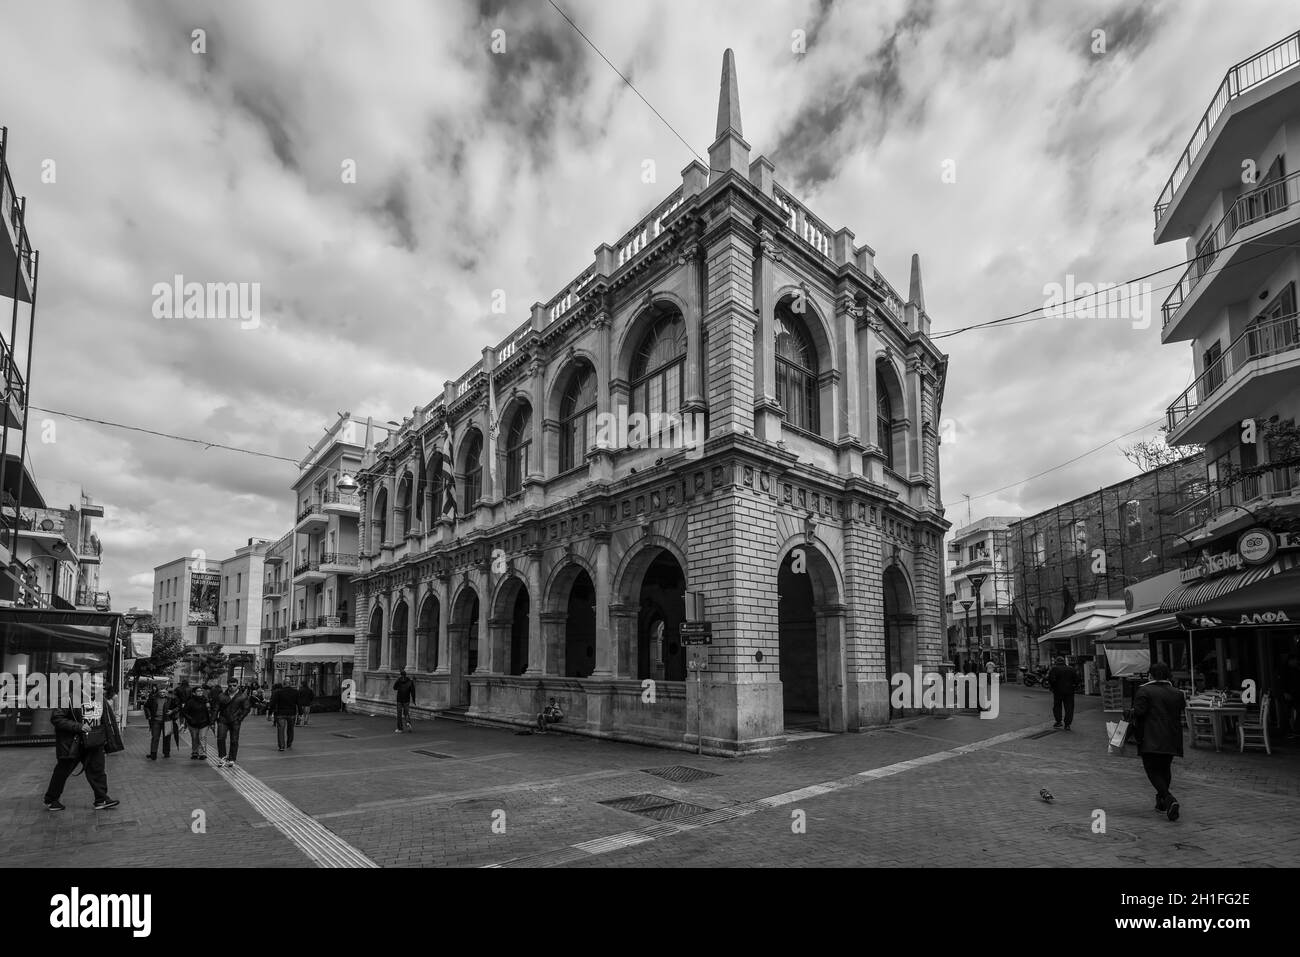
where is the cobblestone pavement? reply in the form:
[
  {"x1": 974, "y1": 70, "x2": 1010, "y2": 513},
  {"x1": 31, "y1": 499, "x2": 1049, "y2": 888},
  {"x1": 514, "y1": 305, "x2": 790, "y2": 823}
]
[{"x1": 1, "y1": 687, "x2": 1296, "y2": 868}]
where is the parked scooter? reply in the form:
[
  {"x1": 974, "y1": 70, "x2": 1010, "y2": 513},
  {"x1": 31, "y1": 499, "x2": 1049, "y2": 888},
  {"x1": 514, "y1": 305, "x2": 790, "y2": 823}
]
[{"x1": 1020, "y1": 665, "x2": 1051, "y2": 688}]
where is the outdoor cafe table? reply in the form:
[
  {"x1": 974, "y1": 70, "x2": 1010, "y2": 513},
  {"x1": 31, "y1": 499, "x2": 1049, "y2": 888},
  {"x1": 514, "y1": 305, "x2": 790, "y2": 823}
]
[{"x1": 1186, "y1": 701, "x2": 1247, "y2": 751}]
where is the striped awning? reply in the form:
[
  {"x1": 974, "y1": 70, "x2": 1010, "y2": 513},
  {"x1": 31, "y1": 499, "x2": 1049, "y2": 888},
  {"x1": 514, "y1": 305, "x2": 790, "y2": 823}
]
[{"x1": 1158, "y1": 563, "x2": 1280, "y2": 613}]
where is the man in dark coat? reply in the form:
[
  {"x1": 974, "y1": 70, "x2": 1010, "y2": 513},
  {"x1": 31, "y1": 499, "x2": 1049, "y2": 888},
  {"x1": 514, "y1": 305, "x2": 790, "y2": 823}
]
[
  {"x1": 214, "y1": 681, "x2": 251, "y2": 767},
  {"x1": 1132, "y1": 661, "x2": 1187, "y2": 821},
  {"x1": 270, "y1": 682, "x2": 298, "y2": 751},
  {"x1": 393, "y1": 671, "x2": 415, "y2": 733},
  {"x1": 297, "y1": 681, "x2": 314, "y2": 726},
  {"x1": 1048, "y1": 655, "x2": 1078, "y2": 730},
  {"x1": 182, "y1": 687, "x2": 212, "y2": 760},
  {"x1": 144, "y1": 684, "x2": 176, "y2": 759},
  {"x1": 43, "y1": 704, "x2": 118, "y2": 811}
]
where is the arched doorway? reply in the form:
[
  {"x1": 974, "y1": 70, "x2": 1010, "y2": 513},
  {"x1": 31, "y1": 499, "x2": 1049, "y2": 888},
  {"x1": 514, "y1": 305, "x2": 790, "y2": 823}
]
[
  {"x1": 367, "y1": 605, "x2": 384, "y2": 671},
  {"x1": 390, "y1": 599, "x2": 409, "y2": 672},
  {"x1": 778, "y1": 551, "x2": 818, "y2": 729},
  {"x1": 883, "y1": 565, "x2": 915, "y2": 714},
  {"x1": 636, "y1": 550, "x2": 686, "y2": 681},
  {"x1": 450, "y1": 587, "x2": 479, "y2": 707},
  {"x1": 417, "y1": 594, "x2": 438, "y2": 672},
  {"x1": 564, "y1": 570, "x2": 596, "y2": 678}
]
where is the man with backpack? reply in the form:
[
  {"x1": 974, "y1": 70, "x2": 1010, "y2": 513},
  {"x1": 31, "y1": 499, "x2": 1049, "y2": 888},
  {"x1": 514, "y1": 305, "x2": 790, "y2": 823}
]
[
  {"x1": 214, "y1": 681, "x2": 251, "y2": 768},
  {"x1": 182, "y1": 686, "x2": 213, "y2": 760}
]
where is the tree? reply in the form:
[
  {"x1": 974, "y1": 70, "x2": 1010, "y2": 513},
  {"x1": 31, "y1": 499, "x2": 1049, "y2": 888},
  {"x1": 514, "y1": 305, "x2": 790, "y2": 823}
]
[
  {"x1": 1120, "y1": 433, "x2": 1202, "y2": 473},
  {"x1": 117, "y1": 617, "x2": 184, "y2": 704},
  {"x1": 190, "y1": 644, "x2": 229, "y2": 685}
]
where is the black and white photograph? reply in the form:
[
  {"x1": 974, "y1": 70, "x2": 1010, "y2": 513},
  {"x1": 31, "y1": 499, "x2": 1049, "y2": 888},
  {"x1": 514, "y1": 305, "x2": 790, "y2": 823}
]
[{"x1": 0, "y1": 0, "x2": 1294, "y2": 923}]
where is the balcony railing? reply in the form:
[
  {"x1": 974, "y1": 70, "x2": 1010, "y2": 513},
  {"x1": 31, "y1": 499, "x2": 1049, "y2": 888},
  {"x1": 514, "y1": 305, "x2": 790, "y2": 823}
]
[
  {"x1": 292, "y1": 560, "x2": 320, "y2": 577},
  {"x1": 1166, "y1": 310, "x2": 1300, "y2": 431},
  {"x1": 76, "y1": 588, "x2": 111, "y2": 609},
  {"x1": 1174, "y1": 463, "x2": 1300, "y2": 534},
  {"x1": 15, "y1": 507, "x2": 69, "y2": 535},
  {"x1": 1, "y1": 128, "x2": 35, "y2": 289},
  {"x1": 290, "y1": 615, "x2": 349, "y2": 633},
  {"x1": 1, "y1": 336, "x2": 25, "y2": 411},
  {"x1": 296, "y1": 502, "x2": 323, "y2": 523},
  {"x1": 614, "y1": 187, "x2": 685, "y2": 268},
  {"x1": 1162, "y1": 169, "x2": 1300, "y2": 327},
  {"x1": 319, "y1": 552, "x2": 359, "y2": 568},
  {"x1": 260, "y1": 626, "x2": 287, "y2": 643},
  {"x1": 322, "y1": 489, "x2": 359, "y2": 508},
  {"x1": 1154, "y1": 31, "x2": 1300, "y2": 226},
  {"x1": 773, "y1": 185, "x2": 833, "y2": 259}
]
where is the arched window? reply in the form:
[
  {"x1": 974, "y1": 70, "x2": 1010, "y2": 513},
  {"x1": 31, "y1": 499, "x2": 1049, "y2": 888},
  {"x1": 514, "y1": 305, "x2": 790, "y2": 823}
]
[
  {"x1": 505, "y1": 406, "x2": 531, "y2": 496},
  {"x1": 877, "y1": 381, "x2": 894, "y2": 471},
  {"x1": 630, "y1": 310, "x2": 686, "y2": 447},
  {"x1": 560, "y1": 365, "x2": 596, "y2": 472},
  {"x1": 463, "y1": 432, "x2": 483, "y2": 507},
  {"x1": 371, "y1": 488, "x2": 388, "y2": 553},
  {"x1": 775, "y1": 307, "x2": 819, "y2": 433}
]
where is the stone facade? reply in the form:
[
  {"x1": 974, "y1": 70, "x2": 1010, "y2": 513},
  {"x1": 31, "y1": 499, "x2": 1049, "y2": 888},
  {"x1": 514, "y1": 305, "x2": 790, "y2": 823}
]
[{"x1": 350, "y1": 51, "x2": 950, "y2": 752}]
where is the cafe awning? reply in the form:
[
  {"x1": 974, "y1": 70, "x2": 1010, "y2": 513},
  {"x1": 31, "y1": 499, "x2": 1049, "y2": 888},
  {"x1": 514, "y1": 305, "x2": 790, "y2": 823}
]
[
  {"x1": 1036, "y1": 606, "x2": 1125, "y2": 643},
  {"x1": 1110, "y1": 606, "x2": 1181, "y2": 637},
  {"x1": 1158, "y1": 563, "x2": 1281, "y2": 613},
  {"x1": 273, "y1": 642, "x2": 354, "y2": 663},
  {"x1": 1098, "y1": 643, "x2": 1150, "y2": 677},
  {"x1": 1175, "y1": 566, "x2": 1300, "y2": 630}
]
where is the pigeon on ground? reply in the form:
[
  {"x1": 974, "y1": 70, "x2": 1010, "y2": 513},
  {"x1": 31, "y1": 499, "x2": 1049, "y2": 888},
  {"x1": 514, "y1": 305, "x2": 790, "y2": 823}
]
[{"x1": 1039, "y1": 788, "x2": 1054, "y2": 803}]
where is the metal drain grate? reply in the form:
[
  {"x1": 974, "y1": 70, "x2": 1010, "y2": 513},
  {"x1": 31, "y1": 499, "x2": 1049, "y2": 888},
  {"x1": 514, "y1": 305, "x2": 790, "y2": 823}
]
[
  {"x1": 412, "y1": 749, "x2": 454, "y2": 758},
  {"x1": 332, "y1": 732, "x2": 357, "y2": 738},
  {"x1": 640, "y1": 766, "x2": 720, "y2": 784},
  {"x1": 1026, "y1": 729, "x2": 1059, "y2": 739},
  {"x1": 598, "y1": 793, "x2": 712, "y2": 822}
]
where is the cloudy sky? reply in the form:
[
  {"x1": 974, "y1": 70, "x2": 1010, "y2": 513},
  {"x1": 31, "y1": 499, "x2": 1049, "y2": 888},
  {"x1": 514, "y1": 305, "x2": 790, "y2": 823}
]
[{"x1": 0, "y1": 0, "x2": 1293, "y2": 612}]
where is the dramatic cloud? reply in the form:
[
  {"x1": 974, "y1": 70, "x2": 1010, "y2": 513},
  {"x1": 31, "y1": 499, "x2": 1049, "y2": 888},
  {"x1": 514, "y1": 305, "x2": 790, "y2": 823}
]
[{"x1": 0, "y1": 0, "x2": 1291, "y2": 610}]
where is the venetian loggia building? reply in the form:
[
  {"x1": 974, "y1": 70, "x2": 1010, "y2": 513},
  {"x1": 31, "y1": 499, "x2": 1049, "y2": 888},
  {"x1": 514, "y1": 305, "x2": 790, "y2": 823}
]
[{"x1": 351, "y1": 50, "x2": 951, "y2": 752}]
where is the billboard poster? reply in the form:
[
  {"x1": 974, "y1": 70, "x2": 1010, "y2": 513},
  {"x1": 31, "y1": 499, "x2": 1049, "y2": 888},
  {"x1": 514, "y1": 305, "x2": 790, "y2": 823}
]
[{"x1": 188, "y1": 572, "x2": 220, "y2": 625}]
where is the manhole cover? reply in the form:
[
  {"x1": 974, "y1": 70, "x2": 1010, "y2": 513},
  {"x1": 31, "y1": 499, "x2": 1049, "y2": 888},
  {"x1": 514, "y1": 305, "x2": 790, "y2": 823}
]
[
  {"x1": 640, "y1": 766, "x2": 720, "y2": 784},
  {"x1": 94, "y1": 819, "x2": 141, "y2": 830},
  {"x1": 1045, "y1": 822, "x2": 1137, "y2": 843},
  {"x1": 599, "y1": 793, "x2": 712, "y2": 821},
  {"x1": 332, "y1": 732, "x2": 357, "y2": 738},
  {"x1": 412, "y1": 749, "x2": 454, "y2": 758}
]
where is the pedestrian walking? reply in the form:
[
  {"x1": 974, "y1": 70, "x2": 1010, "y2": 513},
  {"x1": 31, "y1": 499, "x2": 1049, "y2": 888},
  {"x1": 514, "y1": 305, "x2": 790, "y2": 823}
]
[
  {"x1": 215, "y1": 681, "x2": 251, "y2": 767},
  {"x1": 43, "y1": 702, "x2": 119, "y2": 811},
  {"x1": 270, "y1": 682, "x2": 298, "y2": 751},
  {"x1": 1131, "y1": 661, "x2": 1187, "y2": 821},
  {"x1": 297, "y1": 681, "x2": 314, "y2": 726},
  {"x1": 182, "y1": 686, "x2": 213, "y2": 760},
  {"x1": 393, "y1": 670, "x2": 415, "y2": 733},
  {"x1": 173, "y1": 679, "x2": 192, "y2": 748},
  {"x1": 144, "y1": 684, "x2": 176, "y2": 759},
  {"x1": 1048, "y1": 655, "x2": 1077, "y2": 730}
]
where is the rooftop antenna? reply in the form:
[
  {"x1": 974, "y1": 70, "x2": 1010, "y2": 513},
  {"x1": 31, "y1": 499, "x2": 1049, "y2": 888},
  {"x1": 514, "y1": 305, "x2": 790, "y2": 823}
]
[{"x1": 963, "y1": 493, "x2": 972, "y2": 525}]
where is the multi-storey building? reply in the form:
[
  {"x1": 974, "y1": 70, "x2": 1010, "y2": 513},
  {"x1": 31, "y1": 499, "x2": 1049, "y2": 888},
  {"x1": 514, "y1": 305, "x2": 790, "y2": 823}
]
[
  {"x1": 351, "y1": 51, "x2": 951, "y2": 751},
  {"x1": 0, "y1": 125, "x2": 40, "y2": 596},
  {"x1": 1153, "y1": 30, "x2": 1300, "y2": 700},
  {"x1": 1010, "y1": 456, "x2": 1206, "y2": 669},
  {"x1": 279, "y1": 414, "x2": 375, "y2": 702},
  {"x1": 945, "y1": 517, "x2": 1017, "y2": 674},
  {"x1": 2, "y1": 492, "x2": 109, "y2": 611},
  {"x1": 153, "y1": 554, "x2": 221, "y2": 647},
  {"x1": 260, "y1": 529, "x2": 292, "y2": 683}
]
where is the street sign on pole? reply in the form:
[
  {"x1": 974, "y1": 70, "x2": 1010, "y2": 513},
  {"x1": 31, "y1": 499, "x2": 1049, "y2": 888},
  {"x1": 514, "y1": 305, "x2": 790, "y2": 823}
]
[{"x1": 680, "y1": 621, "x2": 712, "y2": 644}]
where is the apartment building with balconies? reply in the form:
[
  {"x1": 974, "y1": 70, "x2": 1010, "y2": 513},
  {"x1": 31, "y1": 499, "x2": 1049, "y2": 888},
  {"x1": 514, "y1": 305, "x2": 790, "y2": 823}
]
[
  {"x1": 0, "y1": 126, "x2": 39, "y2": 590},
  {"x1": 286, "y1": 414, "x2": 372, "y2": 656},
  {"x1": 0, "y1": 491, "x2": 109, "y2": 611},
  {"x1": 260, "y1": 529, "x2": 292, "y2": 652},
  {"x1": 1156, "y1": 32, "x2": 1300, "y2": 544},
  {"x1": 944, "y1": 517, "x2": 1017, "y2": 674}
]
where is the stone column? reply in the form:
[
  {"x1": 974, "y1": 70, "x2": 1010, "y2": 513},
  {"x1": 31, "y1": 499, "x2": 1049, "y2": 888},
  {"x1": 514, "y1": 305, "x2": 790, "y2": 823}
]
[
  {"x1": 591, "y1": 530, "x2": 613, "y2": 677},
  {"x1": 908, "y1": 356, "x2": 925, "y2": 482},
  {"x1": 682, "y1": 240, "x2": 706, "y2": 413},
  {"x1": 473, "y1": 567, "x2": 491, "y2": 674},
  {"x1": 541, "y1": 611, "x2": 567, "y2": 676},
  {"x1": 405, "y1": 584, "x2": 418, "y2": 672},
  {"x1": 836, "y1": 293, "x2": 865, "y2": 477},
  {"x1": 526, "y1": 550, "x2": 545, "y2": 674},
  {"x1": 377, "y1": 591, "x2": 391, "y2": 671},
  {"x1": 526, "y1": 357, "x2": 545, "y2": 486},
  {"x1": 434, "y1": 576, "x2": 451, "y2": 674},
  {"x1": 589, "y1": 303, "x2": 615, "y2": 484},
  {"x1": 609, "y1": 602, "x2": 639, "y2": 681},
  {"x1": 752, "y1": 226, "x2": 782, "y2": 441},
  {"x1": 859, "y1": 315, "x2": 882, "y2": 483},
  {"x1": 489, "y1": 618, "x2": 512, "y2": 675}
]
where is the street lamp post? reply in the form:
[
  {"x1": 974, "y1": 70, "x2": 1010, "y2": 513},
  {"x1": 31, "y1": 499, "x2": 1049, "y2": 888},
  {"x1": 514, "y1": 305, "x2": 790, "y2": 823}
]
[
  {"x1": 960, "y1": 599, "x2": 974, "y2": 670},
  {"x1": 967, "y1": 574, "x2": 988, "y2": 669}
]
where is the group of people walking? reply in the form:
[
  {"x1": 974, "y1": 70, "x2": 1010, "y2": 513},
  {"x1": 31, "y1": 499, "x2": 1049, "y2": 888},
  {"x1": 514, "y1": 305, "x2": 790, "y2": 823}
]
[{"x1": 42, "y1": 677, "x2": 319, "y2": 810}]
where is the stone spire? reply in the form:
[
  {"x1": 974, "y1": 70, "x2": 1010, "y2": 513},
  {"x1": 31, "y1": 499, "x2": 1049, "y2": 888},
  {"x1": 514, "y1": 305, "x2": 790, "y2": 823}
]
[
  {"x1": 708, "y1": 48, "x2": 751, "y2": 184},
  {"x1": 716, "y1": 48, "x2": 743, "y2": 139},
  {"x1": 908, "y1": 253, "x2": 925, "y2": 311}
]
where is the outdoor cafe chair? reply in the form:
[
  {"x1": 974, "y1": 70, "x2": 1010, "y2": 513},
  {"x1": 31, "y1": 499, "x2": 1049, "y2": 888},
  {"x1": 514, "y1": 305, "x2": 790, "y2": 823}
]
[{"x1": 1238, "y1": 693, "x2": 1272, "y2": 756}]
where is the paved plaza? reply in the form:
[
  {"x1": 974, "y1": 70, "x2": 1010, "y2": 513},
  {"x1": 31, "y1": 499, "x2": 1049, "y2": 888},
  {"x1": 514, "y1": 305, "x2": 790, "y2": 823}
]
[{"x1": 2, "y1": 686, "x2": 1297, "y2": 869}]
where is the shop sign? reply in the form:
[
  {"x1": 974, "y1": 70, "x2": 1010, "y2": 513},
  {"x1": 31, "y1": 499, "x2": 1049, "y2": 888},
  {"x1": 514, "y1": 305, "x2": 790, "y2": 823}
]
[
  {"x1": 1181, "y1": 528, "x2": 1299, "y2": 581},
  {"x1": 1237, "y1": 528, "x2": 1278, "y2": 565}
]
